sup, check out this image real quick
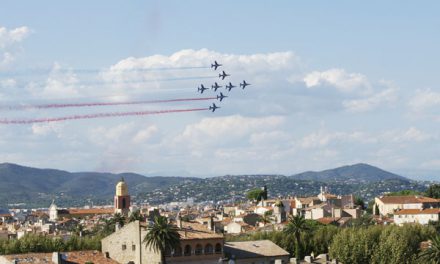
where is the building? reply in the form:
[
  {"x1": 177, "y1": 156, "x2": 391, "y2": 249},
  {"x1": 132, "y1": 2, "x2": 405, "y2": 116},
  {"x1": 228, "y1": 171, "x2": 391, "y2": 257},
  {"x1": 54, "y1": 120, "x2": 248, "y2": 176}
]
[
  {"x1": 115, "y1": 177, "x2": 131, "y2": 215},
  {"x1": 394, "y1": 208, "x2": 440, "y2": 226},
  {"x1": 374, "y1": 195, "x2": 440, "y2": 216},
  {"x1": 101, "y1": 219, "x2": 224, "y2": 264},
  {"x1": 223, "y1": 240, "x2": 289, "y2": 264}
]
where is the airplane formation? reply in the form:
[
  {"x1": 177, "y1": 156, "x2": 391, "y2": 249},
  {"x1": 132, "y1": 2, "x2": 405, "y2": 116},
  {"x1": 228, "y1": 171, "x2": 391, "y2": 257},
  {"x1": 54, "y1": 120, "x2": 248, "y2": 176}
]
[{"x1": 202, "y1": 60, "x2": 251, "y2": 112}]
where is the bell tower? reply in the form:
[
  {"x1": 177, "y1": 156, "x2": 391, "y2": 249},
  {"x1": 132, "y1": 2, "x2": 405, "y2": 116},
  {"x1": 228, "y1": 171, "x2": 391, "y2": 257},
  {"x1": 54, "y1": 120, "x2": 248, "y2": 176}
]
[{"x1": 114, "y1": 177, "x2": 130, "y2": 215}]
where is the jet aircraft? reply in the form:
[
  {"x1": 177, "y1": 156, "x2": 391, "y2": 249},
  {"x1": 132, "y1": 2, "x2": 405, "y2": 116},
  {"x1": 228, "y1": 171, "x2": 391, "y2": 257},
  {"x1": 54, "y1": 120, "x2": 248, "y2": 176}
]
[
  {"x1": 240, "y1": 80, "x2": 251, "y2": 89},
  {"x1": 209, "y1": 103, "x2": 220, "y2": 112},
  {"x1": 217, "y1": 92, "x2": 228, "y2": 102},
  {"x1": 225, "y1": 82, "x2": 236, "y2": 91},
  {"x1": 211, "y1": 61, "x2": 222, "y2": 70},
  {"x1": 211, "y1": 82, "x2": 222, "y2": 91},
  {"x1": 219, "y1": 71, "x2": 230, "y2": 80},
  {"x1": 198, "y1": 84, "x2": 208, "y2": 94}
]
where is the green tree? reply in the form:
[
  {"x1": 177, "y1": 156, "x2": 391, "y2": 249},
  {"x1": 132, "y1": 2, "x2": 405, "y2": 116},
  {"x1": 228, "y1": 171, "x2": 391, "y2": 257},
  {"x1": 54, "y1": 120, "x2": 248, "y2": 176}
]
[
  {"x1": 113, "y1": 213, "x2": 126, "y2": 228},
  {"x1": 129, "y1": 210, "x2": 144, "y2": 222},
  {"x1": 419, "y1": 235, "x2": 440, "y2": 264},
  {"x1": 354, "y1": 196, "x2": 365, "y2": 209},
  {"x1": 246, "y1": 188, "x2": 265, "y2": 202},
  {"x1": 426, "y1": 184, "x2": 440, "y2": 199},
  {"x1": 330, "y1": 226, "x2": 381, "y2": 264},
  {"x1": 371, "y1": 225, "x2": 425, "y2": 264},
  {"x1": 284, "y1": 215, "x2": 309, "y2": 260},
  {"x1": 143, "y1": 216, "x2": 181, "y2": 264}
]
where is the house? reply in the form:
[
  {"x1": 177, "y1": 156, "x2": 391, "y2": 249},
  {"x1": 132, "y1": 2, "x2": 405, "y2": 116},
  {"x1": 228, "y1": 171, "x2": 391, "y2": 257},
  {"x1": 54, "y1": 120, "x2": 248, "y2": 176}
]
[
  {"x1": 374, "y1": 195, "x2": 440, "y2": 216},
  {"x1": 223, "y1": 240, "x2": 290, "y2": 264},
  {"x1": 394, "y1": 208, "x2": 440, "y2": 226},
  {"x1": 226, "y1": 222, "x2": 253, "y2": 234},
  {"x1": 101, "y1": 220, "x2": 224, "y2": 264}
]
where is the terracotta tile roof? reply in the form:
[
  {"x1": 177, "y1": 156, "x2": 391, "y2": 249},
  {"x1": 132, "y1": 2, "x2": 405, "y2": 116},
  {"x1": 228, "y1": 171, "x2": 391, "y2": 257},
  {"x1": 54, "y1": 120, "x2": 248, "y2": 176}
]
[
  {"x1": 1, "y1": 251, "x2": 118, "y2": 264},
  {"x1": 176, "y1": 221, "x2": 224, "y2": 240},
  {"x1": 63, "y1": 208, "x2": 114, "y2": 215},
  {"x1": 378, "y1": 196, "x2": 440, "y2": 204},
  {"x1": 394, "y1": 208, "x2": 440, "y2": 215},
  {"x1": 0, "y1": 214, "x2": 12, "y2": 218},
  {"x1": 317, "y1": 217, "x2": 340, "y2": 225}
]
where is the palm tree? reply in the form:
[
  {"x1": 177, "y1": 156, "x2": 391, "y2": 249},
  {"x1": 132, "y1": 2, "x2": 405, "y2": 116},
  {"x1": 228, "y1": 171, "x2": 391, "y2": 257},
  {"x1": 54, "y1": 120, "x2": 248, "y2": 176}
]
[
  {"x1": 419, "y1": 235, "x2": 440, "y2": 264},
  {"x1": 284, "y1": 214, "x2": 309, "y2": 260},
  {"x1": 144, "y1": 216, "x2": 181, "y2": 264},
  {"x1": 260, "y1": 211, "x2": 272, "y2": 226},
  {"x1": 113, "y1": 213, "x2": 126, "y2": 228},
  {"x1": 129, "y1": 210, "x2": 144, "y2": 222}
]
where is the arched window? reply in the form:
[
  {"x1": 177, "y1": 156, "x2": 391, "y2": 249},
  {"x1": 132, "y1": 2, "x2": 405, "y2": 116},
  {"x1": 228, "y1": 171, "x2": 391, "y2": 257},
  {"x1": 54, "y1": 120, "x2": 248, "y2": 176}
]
[
  {"x1": 173, "y1": 246, "x2": 182, "y2": 257},
  {"x1": 184, "y1": 245, "x2": 191, "y2": 256},
  {"x1": 195, "y1": 244, "x2": 203, "y2": 255},
  {"x1": 122, "y1": 198, "x2": 126, "y2": 208},
  {"x1": 205, "y1": 243, "x2": 213, "y2": 254},
  {"x1": 215, "y1": 243, "x2": 222, "y2": 253}
]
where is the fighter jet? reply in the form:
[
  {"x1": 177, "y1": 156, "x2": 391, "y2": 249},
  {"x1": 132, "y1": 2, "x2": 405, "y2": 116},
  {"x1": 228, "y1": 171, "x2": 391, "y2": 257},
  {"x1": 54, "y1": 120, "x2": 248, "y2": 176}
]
[
  {"x1": 219, "y1": 71, "x2": 230, "y2": 80},
  {"x1": 240, "y1": 80, "x2": 251, "y2": 89},
  {"x1": 209, "y1": 103, "x2": 220, "y2": 112},
  {"x1": 217, "y1": 92, "x2": 228, "y2": 102},
  {"x1": 211, "y1": 61, "x2": 222, "y2": 70},
  {"x1": 198, "y1": 84, "x2": 208, "y2": 94},
  {"x1": 211, "y1": 82, "x2": 222, "y2": 91},
  {"x1": 225, "y1": 82, "x2": 236, "y2": 91}
]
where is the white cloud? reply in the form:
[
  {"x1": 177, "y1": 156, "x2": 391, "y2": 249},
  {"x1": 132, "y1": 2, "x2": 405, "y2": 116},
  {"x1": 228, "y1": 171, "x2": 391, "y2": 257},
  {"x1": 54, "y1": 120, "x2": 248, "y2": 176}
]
[
  {"x1": 0, "y1": 26, "x2": 30, "y2": 67},
  {"x1": 0, "y1": 26, "x2": 30, "y2": 48},
  {"x1": 27, "y1": 64, "x2": 80, "y2": 99},
  {"x1": 342, "y1": 86, "x2": 398, "y2": 112},
  {"x1": 302, "y1": 68, "x2": 371, "y2": 93},
  {"x1": 132, "y1": 125, "x2": 158, "y2": 144},
  {"x1": 408, "y1": 89, "x2": 440, "y2": 113}
]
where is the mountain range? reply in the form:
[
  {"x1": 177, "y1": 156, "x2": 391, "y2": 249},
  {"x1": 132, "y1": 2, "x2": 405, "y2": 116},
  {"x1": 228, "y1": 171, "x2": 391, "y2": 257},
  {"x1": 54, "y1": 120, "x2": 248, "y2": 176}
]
[{"x1": 0, "y1": 162, "x2": 412, "y2": 208}]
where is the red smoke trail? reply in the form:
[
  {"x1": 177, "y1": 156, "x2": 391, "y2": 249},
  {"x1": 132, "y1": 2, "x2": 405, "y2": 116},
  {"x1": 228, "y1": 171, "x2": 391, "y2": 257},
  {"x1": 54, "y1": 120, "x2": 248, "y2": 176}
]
[
  {"x1": 2, "y1": 97, "x2": 217, "y2": 110},
  {"x1": 0, "y1": 108, "x2": 209, "y2": 124}
]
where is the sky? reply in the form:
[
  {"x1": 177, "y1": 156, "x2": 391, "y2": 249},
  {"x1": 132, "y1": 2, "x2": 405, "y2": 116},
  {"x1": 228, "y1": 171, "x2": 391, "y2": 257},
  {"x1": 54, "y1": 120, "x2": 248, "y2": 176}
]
[{"x1": 0, "y1": 1, "x2": 439, "y2": 179}]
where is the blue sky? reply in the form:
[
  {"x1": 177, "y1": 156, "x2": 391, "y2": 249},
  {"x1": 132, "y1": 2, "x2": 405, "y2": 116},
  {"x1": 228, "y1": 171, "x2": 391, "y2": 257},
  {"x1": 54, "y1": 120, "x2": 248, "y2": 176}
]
[{"x1": 0, "y1": 1, "x2": 439, "y2": 179}]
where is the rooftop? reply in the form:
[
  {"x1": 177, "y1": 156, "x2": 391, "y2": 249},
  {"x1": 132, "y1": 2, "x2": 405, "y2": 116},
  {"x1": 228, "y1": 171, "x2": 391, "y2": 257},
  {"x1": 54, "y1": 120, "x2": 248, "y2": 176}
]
[
  {"x1": 0, "y1": 251, "x2": 119, "y2": 264},
  {"x1": 224, "y1": 240, "x2": 289, "y2": 259},
  {"x1": 176, "y1": 221, "x2": 224, "y2": 240},
  {"x1": 378, "y1": 196, "x2": 440, "y2": 204},
  {"x1": 394, "y1": 208, "x2": 440, "y2": 215}
]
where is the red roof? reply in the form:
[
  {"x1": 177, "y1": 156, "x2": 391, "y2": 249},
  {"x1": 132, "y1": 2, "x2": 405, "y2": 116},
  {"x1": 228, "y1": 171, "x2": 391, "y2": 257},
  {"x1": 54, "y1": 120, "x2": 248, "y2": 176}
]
[
  {"x1": 378, "y1": 196, "x2": 440, "y2": 204},
  {"x1": 394, "y1": 208, "x2": 440, "y2": 215}
]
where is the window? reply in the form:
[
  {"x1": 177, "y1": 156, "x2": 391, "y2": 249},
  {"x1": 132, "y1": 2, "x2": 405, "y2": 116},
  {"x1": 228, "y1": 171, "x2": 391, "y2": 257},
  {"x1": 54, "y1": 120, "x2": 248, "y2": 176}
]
[
  {"x1": 132, "y1": 245, "x2": 136, "y2": 251},
  {"x1": 195, "y1": 244, "x2": 203, "y2": 255},
  {"x1": 205, "y1": 244, "x2": 213, "y2": 254},
  {"x1": 122, "y1": 244, "x2": 127, "y2": 250},
  {"x1": 215, "y1": 243, "x2": 222, "y2": 253},
  {"x1": 184, "y1": 245, "x2": 192, "y2": 256}
]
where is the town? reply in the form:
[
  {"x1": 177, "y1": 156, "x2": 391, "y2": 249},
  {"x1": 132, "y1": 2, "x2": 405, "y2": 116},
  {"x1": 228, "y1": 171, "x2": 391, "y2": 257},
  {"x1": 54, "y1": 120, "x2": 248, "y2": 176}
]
[{"x1": 1, "y1": 177, "x2": 440, "y2": 263}]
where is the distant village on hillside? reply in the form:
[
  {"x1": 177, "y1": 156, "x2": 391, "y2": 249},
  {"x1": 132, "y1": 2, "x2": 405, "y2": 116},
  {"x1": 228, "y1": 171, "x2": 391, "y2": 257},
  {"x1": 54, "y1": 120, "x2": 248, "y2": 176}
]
[{"x1": 1, "y1": 176, "x2": 440, "y2": 263}]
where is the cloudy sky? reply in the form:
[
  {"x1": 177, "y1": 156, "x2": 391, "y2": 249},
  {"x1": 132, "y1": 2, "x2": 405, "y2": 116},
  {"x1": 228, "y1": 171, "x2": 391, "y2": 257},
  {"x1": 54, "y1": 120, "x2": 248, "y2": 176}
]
[{"x1": 0, "y1": 1, "x2": 439, "y2": 179}]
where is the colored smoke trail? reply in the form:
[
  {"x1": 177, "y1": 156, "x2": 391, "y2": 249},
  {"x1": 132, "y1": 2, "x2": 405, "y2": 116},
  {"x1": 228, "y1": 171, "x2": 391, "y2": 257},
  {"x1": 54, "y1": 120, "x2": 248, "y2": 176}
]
[
  {"x1": 0, "y1": 108, "x2": 209, "y2": 124},
  {"x1": 2, "y1": 97, "x2": 217, "y2": 110}
]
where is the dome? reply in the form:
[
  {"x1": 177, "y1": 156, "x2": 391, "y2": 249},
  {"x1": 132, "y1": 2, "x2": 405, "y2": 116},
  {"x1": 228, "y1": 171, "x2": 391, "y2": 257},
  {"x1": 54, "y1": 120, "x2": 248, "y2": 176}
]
[{"x1": 116, "y1": 178, "x2": 129, "y2": 196}]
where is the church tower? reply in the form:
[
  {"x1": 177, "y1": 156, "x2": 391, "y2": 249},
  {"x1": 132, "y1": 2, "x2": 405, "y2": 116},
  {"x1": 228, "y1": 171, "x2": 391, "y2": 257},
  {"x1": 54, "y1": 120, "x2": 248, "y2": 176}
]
[{"x1": 114, "y1": 177, "x2": 130, "y2": 215}]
